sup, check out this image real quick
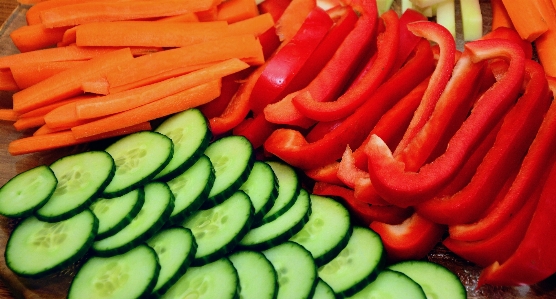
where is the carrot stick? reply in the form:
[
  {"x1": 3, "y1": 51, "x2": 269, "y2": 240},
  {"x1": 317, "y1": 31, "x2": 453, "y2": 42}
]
[
  {"x1": 156, "y1": 12, "x2": 200, "y2": 22},
  {"x1": 534, "y1": 0, "x2": 556, "y2": 77},
  {"x1": 9, "y1": 122, "x2": 152, "y2": 155},
  {"x1": 10, "y1": 60, "x2": 85, "y2": 89},
  {"x1": 19, "y1": 95, "x2": 93, "y2": 118},
  {"x1": 196, "y1": 5, "x2": 219, "y2": 21},
  {"x1": 57, "y1": 26, "x2": 77, "y2": 46},
  {"x1": 227, "y1": 13, "x2": 275, "y2": 37},
  {"x1": 0, "y1": 109, "x2": 20, "y2": 121},
  {"x1": 33, "y1": 124, "x2": 68, "y2": 136},
  {"x1": 13, "y1": 115, "x2": 45, "y2": 131},
  {"x1": 490, "y1": 0, "x2": 513, "y2": 30},
  {"x1": 12, "y1": 48, "x2": 134, "y2": 113},
  {"x1": 71, "y1": 80, "x2": 221, "y2": 138},
  {"x1": 216, "y1": 0, "x2": 259, "y2": 23},
  {"x1": 0, "y1": 44, "x2": 118, "y2": 70},
  {"x1": 82, "y1": 77, "x2": 110, "y2": 95},
  {"x1": 105, "y1": 34, "x2": 263, "y2": 89},
  {"x1": 9, "y1": 24, "x2": 70, "y2": 52},
  {"x1": 25, "y1": 0, "x2": 116, "y2": 25},
  {"x1": 275, "y1": 0, "x2": 316, "y2": 42},
  {"x1": 501, "y1": 0, "x2": 548, "y2": 41},
  {"x1": 75, "y1": 21, "x2": 229, "y2": 48},
  {"x1": 0, "y1": 69, "x2": 19, "y2": 91},
  {"x1": 40, "y1": 0, "x2": 220, "y2": 28},
  {"x1": 76, "y1": 58, "x2": 248, "y2": 119},
  {"x1": 44, "y1": 96, "x2": 101, "y2": 128}
]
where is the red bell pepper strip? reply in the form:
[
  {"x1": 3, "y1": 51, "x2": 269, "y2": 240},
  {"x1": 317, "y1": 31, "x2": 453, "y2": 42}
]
[
  {"x1": 312, "y1": 182, "x2": 413, "y2": 226},
  {"x1": 415, "y1": 60, "x2": 551, "y2": 225},
  {"x1": 263, "y1": 0, "x2": 377, "y2": 128},
  {"x1": 481, "y1": 26, "x2": 533, "y2": 60},
  {"x1": 389, "y1": 8, "x2": 428, "y2": 76},
  {"x1": 291, "y1": 9, "x2": 399, "y2": 122},
  {"x1": 370, "y1": 212, "x2": 445, "y2": 262},
  {"x1": 478, "y1": 151, "x2": 556, "y2": 287},
  {"x1": 249, "y1": 6, "x2": 333, "y2": 115},
  {"x1": 448, "y1": 76, "x2": 556, "y2": 242},
  {"x1": 233, "y1": 112, "x2": 280, "y2": 149},
  {"x1": 263, "y1": 38, "x2": 435, "y2": 170},
  {"x1": 258, "y1": 0, "x2": 290, "y2": 21},
  {"x1": 199, "y1": 68, "x2": 252, "y2": 119},
  {"x1": 443, "y1": 175, "x2": 540, "y2": 268},
  {"x1": 365, "y1": 38, "x2": 526, "y2": 206}
]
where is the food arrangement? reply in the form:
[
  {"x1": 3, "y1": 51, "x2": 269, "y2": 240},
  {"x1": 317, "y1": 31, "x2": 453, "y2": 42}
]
[{"x1": 1, "y1": 0, "x2": 556, "y2": 298}]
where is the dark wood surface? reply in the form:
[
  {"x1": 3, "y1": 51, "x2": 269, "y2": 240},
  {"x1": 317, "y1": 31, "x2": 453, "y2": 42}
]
[{"x1": 0, "y1": 1, "x2": 556, "y2": 298}]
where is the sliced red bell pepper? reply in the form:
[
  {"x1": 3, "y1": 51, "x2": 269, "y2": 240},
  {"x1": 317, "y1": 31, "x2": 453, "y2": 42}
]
[
  {"x1": 370, "y1": 212, "x2": 446, "y2": 262},
  {"x1": 478, "y1": 150, "x2": 556, "y2": 287},
  {"x1": 365, "y1": 38, "x2": 526, "y2": 206},
  {"x1": 448, "y1": 76, "x2": 556, "y2": 242},
  {"x1": 304, "y1": 161, "x2": 346, "y2": 186},
  {"x1": 389, "y1": 8, "x2": 428, "y2": 76},
  {"x1": 291, "y1": 9, "x2": 399, "y2": 122},
  {"x1": 481, "y1": 26, "x2": 533, "y2": 60},
  {"x1": 232, "y1": 112, "x2": 280, "y2": 149},
  {"x1": 249, "y1": 7, "x2": 333, "y2": 115},
  {"x1": 312, "y1": 182, "x2": 413, "y2": 226},
  {"x1": 263, "y1": 0, "x2": 377, "y2": 128},
  {"x1": 258, "y1": 0, "x2": 290, "y2": 21},
  {"x1": 263, "y1": 38, "x2": 435, "y2": 170},
  {"x1": 199, "y1": 68, "x2": 252, "y2": 119},
  {"x1": 415, "y1": 60, "x2": 551, "y2": 225}
]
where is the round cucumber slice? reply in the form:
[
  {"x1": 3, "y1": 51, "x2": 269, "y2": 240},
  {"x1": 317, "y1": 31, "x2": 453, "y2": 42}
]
[
  {"x1": 312, "y1": 279, "x2": 336, "y2": 299},
  {"x1": 0, "y1": 165, "x2": 57, "y2": 218},
  {"x1": 229, "y1": 250, "x2": 278, "y2": 299},
  {"x1": 346, "y1": 269, "x2": 427, "y2": 299},
  {"x1": 5, "y1": 209, "x2": 98, "y2": 278},
  {"x1": 239, "y1": 161, "x2": 279, "y2": 222}
]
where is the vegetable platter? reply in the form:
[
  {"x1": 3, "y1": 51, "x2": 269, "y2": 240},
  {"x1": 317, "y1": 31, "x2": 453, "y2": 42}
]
[{"x1": 1, "y1": 0, "x2": 556, "y2": 298}]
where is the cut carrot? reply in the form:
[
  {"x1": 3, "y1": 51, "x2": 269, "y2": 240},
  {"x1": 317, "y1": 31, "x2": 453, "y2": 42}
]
[
  {"x1": 490, "y1": 0, "x2": 513, "y2": 30},
  {"x1": 105, "y1": 34, "x2": 264, "y2": 89},
  {"x1": 9, "y1": 24, "x2": 70, "y2": 52},
  {"x1": 196, "y1": 5, "x2": 219, "y2": 21},
  {"x1": 33, "y1": 124, "x2": 68, "y2": 136},
  {"x1": 10, "y1": 60, "x2": 85, "y2": 89},
  {"x1": 71, "y1": 80, "x2": 221, "y2": 138},
  {"x1": 25, "y1": 0, "x2": 113, "y2": 25},
  {"x1": 12, "y1": 48, "x2": 134, "y2": 113},
  {"x1": 0, "y1": 69, "x2": 19, "y2": 91},
  {"x1": 275, "y1": 0, "x2": 316, "y2": 42},
  {"x1": 216, "y1": 0, "x2": 259, "y2": 23},
  {"x1": 82, "y1": 77, "x2": 110, "y2": 95},
  {"x1": 19, "y1": 95, "x2": 94, "y2": 118},
  {"x1": 57, "y1": 26, "x2": 77, "y2": 46},
  {"x1": 157, "y1": 12, "x2": 200, "y2": 22},
  {"x1": 40, "y1": 0, "x2": 220, "y2": 28},
  {"x1": 76, "y1": 58, "x2": 248, "y2": 120},
  {"x1": 44, "y1": 96, "x2": 101, "y2": 128},
  {"x1": 13, "y1": 115, "x2": 45, "y2": 131},
  {"x1": 0, "y1": 109, "x2": 20, "y2": 121},
  {"x1": 0, "y1": 44, "x2": 118, "y2": 70},
  {"x1": 75, "y1": 21, "x2": 229, "y2": 48},
  {"x1": 501, "y1": 0, "x2": 548, "y2": 41},
  {"x1": 8, "y1": 122, "x2": 152, "y2": 155},
  {"x1": 227, "y1": 13, "x2": 275, "y2": 37},
  {"x1": 534, "y1": 0, "x2": 556, "y2": 77}
]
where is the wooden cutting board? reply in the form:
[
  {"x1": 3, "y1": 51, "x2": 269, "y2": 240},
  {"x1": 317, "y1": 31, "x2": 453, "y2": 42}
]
[{"x1": 0, "y1": 1, "x2": 556, "y2": 298}]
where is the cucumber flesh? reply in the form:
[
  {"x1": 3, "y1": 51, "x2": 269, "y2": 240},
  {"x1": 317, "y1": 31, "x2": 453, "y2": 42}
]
[
  {"x1": 312, "y1": 279, "x2": 336, "y2": 299},
  {"x1": 229, "y1": 250, "x2": 278, "y2": 299},
  {"x1": 346, "y1": 269, "x2": 427, "y2": 299},
  {"x1": 68, "y1": 244, "x2": 160, "y2": 299},
  {"x1": 239, "y1": 161, "x2": 279, "y2": 222},
  {"x1": 5, "y1": 209, "x2": 98, "y2": 278},
  {"x1": 0, "y1": 165, "x2": 57, "y2": 218}
]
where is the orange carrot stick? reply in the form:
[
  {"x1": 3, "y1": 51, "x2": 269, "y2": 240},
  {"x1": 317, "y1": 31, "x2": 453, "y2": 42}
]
[
  {"x1": 10, "y1": 60, "x2": 85, "y2": 89},
  {"x1": 82, "y1": 77, "x2": 110, "y2": 95},
  {"x1": 9, "y1": 24, "x2": 71, "y2": 52},
  {"x1": 57, "y1": 26, "x2": 77, "y2": 46},
  {"x1": 19, "y1": 95, "x2": 94, "y2": 118},
  {"x1": 0, "y1": 109, "x2": 20, "y2": 121},
  {"x1": 25, "y1": 0, "x2": 116, "y2": 25},
  {"x1": 44, "y1": 96, "x2": 101, "y2": 128},
  {"x1": 0, "y1": 69, "x2": 19, "y2": 91},
  {"x1": 490, "y1": 0, "x2": 513, "y2": 30},
  {"x1": 501, "y1": 0, "x2": 548, "y2": 41},
  {"x1": 9, "y1": 122, "x2": 152, "y2": 155},
  {"x1": 75, "y1": 21, "x2": 229, "y2": 48},
  {"x1": 534, "y1": 0, "x2": 556, "y2": 77},
  {"x1": 157, "y1": 12, "x2": 200, "y2": 22},
  {"x1": 13, "y1": 115, "x2": 45, "y2": 131},
  {"x1": 40, "y1": 0, "x2": 220, "y2": 28},
  {"x1": 216, "y1": 0, "x2": 259, "y2": 23},
  {"x1": 71, "y1": 80, "x2": 221, "y2": 138},
  {"x1": 76, "y1": 58, "x2": 248, "y2": 120},
  {"x1": 105, "y1": 34, "x2": 263, "y2": 88},
  {"x1": 12, "y1": 48, "x2": 134, "y2": 113},
  {"x1": 227, "y1": 13, "x2": 275, "y2": 37},
  {"x1": 33, "y1": 124, "x2": 67, "y2": 136},
  {"x1": 275, "y1": 0, "x2": 316, "y2": 42}
]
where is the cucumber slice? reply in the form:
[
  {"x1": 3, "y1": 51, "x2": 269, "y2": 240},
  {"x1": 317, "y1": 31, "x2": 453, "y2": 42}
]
[
  {"x1": 103, "y1": 131, "x2": 174, "y2": 198},
  {"x1": 181, "y1": 191, "x2": 253, "y2": 266},
  {"x1": 166, "y1": 155, "x2": 215, "y2": 225},
  {"x1": 290, "y1": 194, "x2": 352, "y2": 266},
  {"x1": 255, "y1": 160, "x2": 300, "y2": 226},
  {"x1": 346, "y1": 269, "x2": 426, "y2": 299},
  {"x1": 92, "y1": 181, "x2": 174, "y2": 256},
  {"x1": 387, "y1": 260, "x2": 467, "y2": 299},
  {"x1": 154, "y1": 108, "x2": 211, "y2": 181},
  {"x1": 36, "y1": 151, "x2": 115, "y2": 222},
  {"x1": 239, "y1": 189, "x2": 311, "y2": 251},
  {"x1": 90, "y1": 188, "x2": 145, "y2": 239},
  {"x1": 146, "y1": 227, "x2": 197, "y2": 297},
  {"x1": 229, "y1": 250, "x2": 278, "y2": 299},
  {"x1": 68, "y1": 244, "x2": 160, "y2": 299},
  {"x1": 239, "y1": 161, "x2": 279, "y2": 222},
  {"x1": 5, "y1": 209, "x2": 98, "y2": 278},
  {"x1": 0, "y1": 165, "x2": 57, "y2": 218},
  {"x1": 312, "y1": 279, "x2": 336, "y2": 299},
  {"x1": 318, "y1": 226, "x2": 385, "y2": 298},
  {"x1": 160, "y1": 257, "x2": 239, "y2": 299},
  {"x1": 262, "y1": 241, "x2": 318, "y2": 299},
  {"x1": 203, "y1": 135, "x2": 254, "y2": 207}
]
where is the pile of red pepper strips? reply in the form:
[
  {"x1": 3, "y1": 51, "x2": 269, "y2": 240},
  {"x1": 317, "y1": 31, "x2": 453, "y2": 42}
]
[{"x1": 202, "y1": 0, "x2": 556, "y2": 287}]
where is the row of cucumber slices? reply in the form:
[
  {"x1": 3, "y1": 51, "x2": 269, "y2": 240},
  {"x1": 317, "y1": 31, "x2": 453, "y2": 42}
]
[{"x1": 0, "y1": 108, "x2": 467, "y2": 299}]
